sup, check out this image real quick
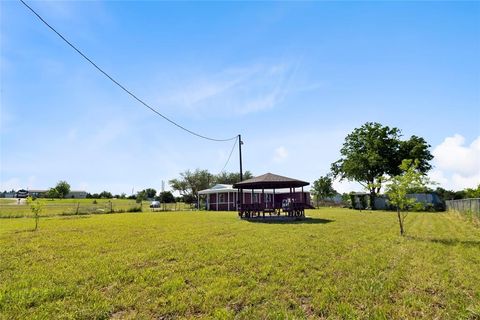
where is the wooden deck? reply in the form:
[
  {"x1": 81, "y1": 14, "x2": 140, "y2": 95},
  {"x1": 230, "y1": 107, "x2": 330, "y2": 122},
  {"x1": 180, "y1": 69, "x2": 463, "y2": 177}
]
[{"x1": 238, "y1": 202, "x2": 311, "y2": 219}]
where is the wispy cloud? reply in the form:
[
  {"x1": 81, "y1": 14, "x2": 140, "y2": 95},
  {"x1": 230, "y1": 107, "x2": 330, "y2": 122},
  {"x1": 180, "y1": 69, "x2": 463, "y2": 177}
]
[
  {"x1": 155, "y1": 61, "x2": 300, "y2": 118},
  {"x1": 273, "y1": 146, "x2": 288, "y2": 163}
]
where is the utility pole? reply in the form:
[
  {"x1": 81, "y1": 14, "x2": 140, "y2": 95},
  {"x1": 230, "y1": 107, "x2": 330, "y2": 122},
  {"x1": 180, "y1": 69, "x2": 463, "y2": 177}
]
[
  {"x1": 238, "y1": 134, "x2": 243, "y2": 181},
  {"x1": 238, "y1": 134, "x2": 244, "y2": 211}
]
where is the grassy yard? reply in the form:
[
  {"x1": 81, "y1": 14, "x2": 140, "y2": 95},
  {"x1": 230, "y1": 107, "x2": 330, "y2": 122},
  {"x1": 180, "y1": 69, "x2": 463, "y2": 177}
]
[{"x1": 0, "y1": 208, "x2": 479, "y2": 319}]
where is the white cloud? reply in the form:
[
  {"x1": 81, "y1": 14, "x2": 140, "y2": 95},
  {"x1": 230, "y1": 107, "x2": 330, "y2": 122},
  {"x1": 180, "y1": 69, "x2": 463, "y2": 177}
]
[
  {"x1": 432, "y1": 134, "x2": 480, "y2": 176},
  {"x1": 0, "y1": 176, "x2": 36, "y2": 191},
  {"x1": 156, "y1": 62, "x2": 299, "y2": 117},
  {"x1": 0, "y1": 177, "x2": 21, "y2": 191},
  {"x1": 273, "y1": 146, "x2": 288, "y2": 163},
  {"x1": 430, "y1": 134, "x2": 480, "y2": 189}
]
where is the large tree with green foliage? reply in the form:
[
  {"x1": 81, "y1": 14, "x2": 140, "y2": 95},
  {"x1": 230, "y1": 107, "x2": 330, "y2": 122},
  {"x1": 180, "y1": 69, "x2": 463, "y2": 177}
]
[
  {"x1": 169, "y1": 169, "x2": 214, "y2": 203},
  {"x1": 386, "y1": 160, "x2": 431, "y2": 236},
  {"x1": 143, "y1": 188, "x2": 157, "y2": 199},
  {"x1": 170, "y1": 170, "x2": 252, "y2": 203},
  {"x1": 465, "y1": 185, "x2": 480, "y2": 198},
  {"x1": 331, "y1": 122, "x2": 433, "y2": 209},
  {"x1": 45, "y1": 188, "x2": 60, "y2": 199},
  {"x1": 55, "y1": 180, "x2": 71, "y2": 199},
  {"x1": 157, "y1": 191, "x2": 176, "y2": 203},
  {"x1": 311, "y1": 175, "x2": 337, "y2": 207}
]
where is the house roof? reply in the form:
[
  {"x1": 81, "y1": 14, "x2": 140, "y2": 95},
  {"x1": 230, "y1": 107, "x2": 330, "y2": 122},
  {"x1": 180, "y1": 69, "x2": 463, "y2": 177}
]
[
  {"x1": 198, "y1": 184, "x2": 236, "y2": 195},
  {"x1": 233, "y1": 172, "x2": 309, "y2": 189},
  {"x1": 198, "y1": 184, "x2": 271, "y2": 195}
]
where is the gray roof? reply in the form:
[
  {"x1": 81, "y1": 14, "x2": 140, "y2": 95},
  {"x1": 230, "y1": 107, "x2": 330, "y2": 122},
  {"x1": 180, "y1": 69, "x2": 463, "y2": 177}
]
[{"x1": 233, "y1": 172, "x2": 309, "y2": 189}]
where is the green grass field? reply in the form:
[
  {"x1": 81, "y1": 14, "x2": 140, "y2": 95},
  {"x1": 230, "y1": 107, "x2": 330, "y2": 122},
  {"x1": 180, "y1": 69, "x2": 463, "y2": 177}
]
[{"x1": 0, "y1": 208, "x2": 479, "y2": 319}]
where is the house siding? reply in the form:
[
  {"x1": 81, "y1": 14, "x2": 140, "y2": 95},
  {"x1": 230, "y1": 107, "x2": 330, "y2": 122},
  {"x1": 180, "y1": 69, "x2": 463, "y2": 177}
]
[{"x1": 205, "y1": 191, "x2": 311, "y2": 211}]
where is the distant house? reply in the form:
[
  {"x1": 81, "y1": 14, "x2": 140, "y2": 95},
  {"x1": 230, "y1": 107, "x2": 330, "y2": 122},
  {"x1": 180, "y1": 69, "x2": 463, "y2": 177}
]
[
  {"x1": 66, "y1": 190, "x2": 88, "y2": 199},
  {"x1": 22, "y1": 189, "x2": 88, "y2": 199},
  {"x1": 28, "y1": 190, "x2": 47, "y2": 198},
  {"x1": 350, "y1": 192, "x2": 445, "y2": 211}
]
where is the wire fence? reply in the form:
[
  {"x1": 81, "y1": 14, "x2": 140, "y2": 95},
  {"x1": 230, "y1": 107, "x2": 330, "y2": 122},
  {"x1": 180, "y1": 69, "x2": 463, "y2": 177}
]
[
  {"x1": 446, "y1": 198, "x2": 480, "y2": 221},
  {"x1": 0, "y1": 200, "x2": 192, "y2": 218}
]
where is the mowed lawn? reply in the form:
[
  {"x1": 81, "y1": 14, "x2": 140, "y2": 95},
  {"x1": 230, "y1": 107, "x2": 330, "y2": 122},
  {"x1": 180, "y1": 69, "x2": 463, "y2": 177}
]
[{"x1": 0, "y1": 209, "x2": 479, "y2": 319}]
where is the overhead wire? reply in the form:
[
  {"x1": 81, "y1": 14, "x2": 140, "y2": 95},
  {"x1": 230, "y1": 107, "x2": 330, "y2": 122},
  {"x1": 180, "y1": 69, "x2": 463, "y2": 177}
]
[
  {"x1": 219, "y1": 136, "x2": 238, "y2": 174},
  {"x1": 19, "y1": 0, "x2": 238, "y2": 142}
]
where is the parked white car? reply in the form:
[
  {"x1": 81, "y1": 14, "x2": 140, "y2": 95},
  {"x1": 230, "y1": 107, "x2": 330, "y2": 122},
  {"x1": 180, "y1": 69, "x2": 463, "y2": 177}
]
[{"x1": 150, "y1": 201, "x2": 160, "y2": 208}]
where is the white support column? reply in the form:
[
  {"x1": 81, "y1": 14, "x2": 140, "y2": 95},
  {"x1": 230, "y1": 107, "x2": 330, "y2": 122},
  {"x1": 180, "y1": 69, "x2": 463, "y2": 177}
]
[
  {"x1": 216, "y1": 192, "x2": 219, "y2": 211},
  {"x1": 228, "y1": 192, "x2": 230, "y2": 211}
]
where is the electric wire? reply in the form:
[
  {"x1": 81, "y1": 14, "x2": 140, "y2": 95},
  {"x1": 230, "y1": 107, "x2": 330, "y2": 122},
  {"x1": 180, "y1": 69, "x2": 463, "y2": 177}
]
[
  {"x1": 19, "y1": 0, "x2": 238, "y2": 142},
  {"x1": 220, "y1": 136, "x2": 238, "y2": 174}
]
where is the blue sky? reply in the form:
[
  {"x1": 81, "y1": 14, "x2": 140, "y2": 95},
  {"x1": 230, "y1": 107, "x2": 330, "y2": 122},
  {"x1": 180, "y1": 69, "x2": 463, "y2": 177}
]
[{"x1": 1, "y1": 1, "x2": 479, "y2": 194}]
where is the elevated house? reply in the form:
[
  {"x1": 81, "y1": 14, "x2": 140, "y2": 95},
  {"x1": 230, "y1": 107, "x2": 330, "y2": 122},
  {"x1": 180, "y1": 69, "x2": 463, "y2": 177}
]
[{"x1": 199, "y1": 173, "x2": 312, "y2": 218}]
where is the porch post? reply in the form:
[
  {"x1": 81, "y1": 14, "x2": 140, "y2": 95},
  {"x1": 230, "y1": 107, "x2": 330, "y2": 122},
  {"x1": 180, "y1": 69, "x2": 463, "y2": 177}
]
[
  {"x1": 228, "y1": 192, "x2": 230, "y2": 211},
  {"x1": 262, "y1": 188, "x2": 265, "y2": 207},
  {"x1": 273, "y1": 188, "x2": 275, "y2": 209},
  {"x1": 216, "y1": 192, "x2": 218, "y2": 211}
]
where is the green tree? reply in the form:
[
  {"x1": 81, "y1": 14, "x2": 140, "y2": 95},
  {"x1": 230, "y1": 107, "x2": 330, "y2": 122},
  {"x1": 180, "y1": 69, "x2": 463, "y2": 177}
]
[
  {"x1": 464, "y1": 185, "x2": 480, "y2": 198},
  {"x1": 45, "y1": 188, "x2": 60, "y2": 199},
  {"x1": 143, "y1": 188, "x2": 157, "y2": 199},
  {"x1": 55, "y1": 180, "x2": 71, "y2": 199},
  {"x1": 27, "y1": 196, "x2": 43, "y2": 231},
  {"x1": 99, "y1": 191, "x2": 113, "y2": 199},
  {"x1": 311, "y1": 175, "x2": 336, "y2": 207},
  {"x1": 435, "y1": 187, "x2": 455, "y2": 201},
  {"x1": 169, "y1": 169, "x2": 214, "y2": 203},
  {"x1": 136, "y1": 190, "x2": 147, "y2": 203},
  {"x1": 331, "y1": 122, "x2": 433, "y2": 209},
  {"x1": 214, "y1": 171, "x2": 254, "y2": 184},
  {"x1": 397, "y1": 135, "x2": 433, "y2": 175},
  {"x1": 385, "y1": 160, "x2": 432, "y2": 236},
  {"x1": 158, "y1": 191, "x2": 176, "y2": 203}
]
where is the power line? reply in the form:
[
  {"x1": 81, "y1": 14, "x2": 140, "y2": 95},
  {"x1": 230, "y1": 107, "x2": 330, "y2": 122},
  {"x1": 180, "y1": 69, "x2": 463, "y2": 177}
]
[
  {"x1": 19, "y1": 0, "x2": 238, "y2": 142},
  {"x1": 220, "y1": 136, "x2": 238, "y2": 173}
]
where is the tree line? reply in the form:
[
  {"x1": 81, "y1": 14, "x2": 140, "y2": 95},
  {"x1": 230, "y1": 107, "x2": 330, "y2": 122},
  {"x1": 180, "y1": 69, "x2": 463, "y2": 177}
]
[{"x1": 169, "y1": 170, "x2": 253, "y2": 204}]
